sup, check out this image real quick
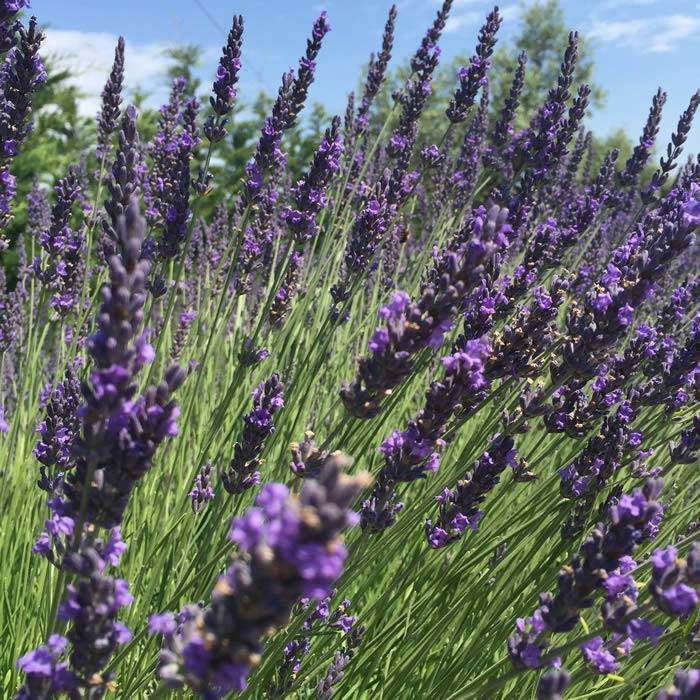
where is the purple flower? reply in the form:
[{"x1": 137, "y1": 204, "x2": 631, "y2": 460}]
[
  {"x1": 342, "y1": 206, "x2": 510, "y2": 419},
  {"x1": 149, "y1": 612, "x2": 177, "y2": 636},
  {"x1": 580, "y1": 637, "x2": 619, "y2": 674},
  {"x1": 205, "y1": 15, "x2": 243, "y2": 142},
  {"x1": 188, "y1": 462, "x2": 215, "y2": 513},
  {"x1": 222, "y1": 373, "x2": 284, "y2": 495},
  {"x1": 509, "y1": 480, "x2": 663, "y2": 669},
  {"x1": 656, "y1": 669, "x2": 700, "y2": 700},
  {"x1": 617, "y1": 303, "x2": 634, "y2": 326},
  {"x1": 151, "y1": 459, "x2": 368, "y2": 697},
  {"x1": 446, "y1": 8, "x2": 501, "y2": 123}
]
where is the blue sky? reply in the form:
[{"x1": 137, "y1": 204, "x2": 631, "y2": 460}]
[{"x1": 31, "y1": 0, "x2": 700, "y2": 155}]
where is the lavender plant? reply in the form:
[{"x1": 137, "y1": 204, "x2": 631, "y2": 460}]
[{"x1": 1, "y1": 4, "x2": 699, "y2": 700}]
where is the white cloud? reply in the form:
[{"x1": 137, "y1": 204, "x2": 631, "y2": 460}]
[
  {"x1": 648, "y1": 14, "x2": 700, "y2": 52},
  {"x1": 600, "y1": 0, "x2": 660, "y2": 7},
  {"x1": 589, "y1": 14, "x2": 700, "y2": 52},
  {"x1": 500, "y1": 5, "x2": 522, "y2": 22},
  {"x1": 588, "y1": 18, "x2": 650, "y2": 42},
  {"x1": 444, "y1": 11, "x2": 480, "y2": 34},
  {"x1": 41, "y1": 28, "x2": 172, "y2": 117}
]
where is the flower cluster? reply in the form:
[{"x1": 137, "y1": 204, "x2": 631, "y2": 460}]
[
  {"x1": 446, "y1": 7, "x2": 501, "y2": 124},
  {"x1": 221, "y1": 373, "x2": 284, "y2": 494},
  {"x1": 508, "y1": 480, "x2": 664, "y2": 669},
  {"x1": 32, "y1": 169, "x2": 85, "y2": 316},
  {"x1": 0, "y1": 15, "x2": 45, "y2": 242},
  {"x1": 342, "y1": 205, "x2": 511, "y2": 419},
  {"x1": 204, "y1": 14, "x2": 243, "y2": 143},
  {"x1": 151, "y1": 458, "x2": 369, "y2": 697},
  {"x1": 96, "y1": 36, "x2": 125, "y2": 158}
]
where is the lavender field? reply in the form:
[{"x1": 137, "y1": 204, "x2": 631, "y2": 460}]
[{"x1": 0, "y1": 0, "x2": 698, "y2": 697}]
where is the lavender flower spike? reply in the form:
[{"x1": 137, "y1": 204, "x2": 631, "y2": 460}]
[
  {"x1": 492, "y1": 51, "x2": 527, "y2": 148},
  {"x1": 656, "y1": 669, "x2": 700, "y2": 699},
  {"x1": 446, "y1": 7, "x2": 501, "y2": 124},
  {"x1": 62, "y1": 198, "x2": 186, "y2": 530},
  {"x1": 508, "y1": 479, "x2": 664, "y2": 670},
  {"x1": 96, "y1": 36, "x2": 125, "y2": 158},
  {"x1": 33, "y1": 168, "x2": 85, "y2": 317},
  {"x1": 221, "y1": 373, "x2": 284, "y2": 494},
  {"x1": 204, "y1": 14, "x2": 243, "y2": 143},
  {"x1": 425, "y1": 434, "x2": 518, "y2": 548},
  {"x1": 0, "y1": 0, "x2": 29, "y2": 52},
  {"x1": 411, "y1": 0, "x2": 452, "y2": 75},
  {"x1": 354, "y1": 4, "x2": 397, "y2": 136},
  {"x1": 649, "y1": 543, "x2": 699, "y2": 617},
  {"x1": 189, "y1": 462, "x2": 214, "y2": 514},
  {"x1": 101, "y1": 105, "x2": 142, "y2": 261},
  {"x1": 0, "y1": 16, "x2": 46, "y2": 244},
  {"x1": 341, "y1": 205, "x2": 511, "y2": 419},
  {"x1": 151, "y1": 458, "x2": 370, "y2": 697}
]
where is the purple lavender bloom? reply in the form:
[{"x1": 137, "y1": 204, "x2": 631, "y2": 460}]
[
  {"x1": 362, "y1": 337, "x2": 490, "y2": 533},
  {"x1": 316, "y1": 623, "x2": 364, "y2": 700},
  {"x1": 34, "y1": 368, "x2": 81, "y2": 492},
  {"x1": 0, "y1": 16, "x2": 45, "y2": 242},
  {"x1": 508, "y1": 480, "x2": 664, "y2": 669},
  {"x1": 204, "y1": 15, "x2": 243, "y2": 143},
  {"x1": 157, "y1": 136, "x2": 192, "y2": 260},
  {"x1": 102, "y1": 105, "x2": 142, "y2": 261},
  {"x1": 96, "y1": 36, "x2": 125, "y2": 158},
  {"x1": 580, "y1": 637, "x2": 620, "y2": 674},
  {"x1": 452, "y1": 82, "x2": 489, "y2": 209},
  {"x1": 656, "y1": 669, "x2": 700, "y2": 699},
  {"x1": 271, "y1": 595, "x2": 358, "y2": 695},
  {"x1": 271, "y1": 117, "x2": 343, "y2": 326},
  {"x1": 341, "y1": 205, "x2": 510, "y2": 419},
  {"x1": 189, "y1": 462, "x2": 214, "y2": 514},
  {"x1": 143, "y1": 77, "x2": 189, "y2": 236},
  {"x1": 239, "y1": 337, "x2": 270, "y2": 367},
  {"x1": 0, "y1": 258, "x2": 24, "y2": 352},
  {"x1": 643, "y1": 90, "x2": 700, "y2": 203},
  {"x1": 537, "y1": 668, "x2": 571, "y2": 700},
  {"x1": 425, "y1": 434, "x2": 518, "y2": 548},
  {"x1": 410, "y1": 0, "x2": 452, "y2": 76},
  {"x1": 221, "y1": 373, "x2": 284, "y2": 495},
  {"x1": 269, "y1": 250, "x2": 303, "y2": 328},
  {"x1": 33, "y1": 169, "x2": 85, "y2": 316},
  {"x1": 0, "y1": 0, "x2": 29, "y2": 53},
  {"x1": 354, "y1": 5, "x2": 397, "y2": 138},
  {"x1": 669, "y1": 416, "x2": 700, "y2": 465},
  {"x1": 492, "y1": 51, "x2": 527, "y2": 148},
  {"x1": 15, "y1": 634, "x2": 77, "y2": 698},
  {"x1": 17, "y1": 544, "x2": 132, "y2": 696},
  {"x1": 170, "y1": 309, "x2": 196, "y2": 360},
  {"x1": 446, "y1": 7, "x2": 501, "y2": 124},
  {"x1": 236, "y1": 15, "x2": 330, "y2": 292},
  {"x1": 650, "y1": 544, "x2": 700, "y2": 617},
  {"x1": 58, "y1": 565, "x2": 133, "y2": 685},
  {"x1": 558, "y1": 183, "x2": 699, "y2": 382},
  {"x1": 61, "y1": 198, "x2": 185, "y2": 530},
  {"x1": 151, "y1": 459, "x2": 368, "y2": 697},
  {"x1": 619, "y1": 88, "x2": 666, "y2": 188},
  {"x1": 281, "y1": 116, "x2": 343, "y2": 244}
]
